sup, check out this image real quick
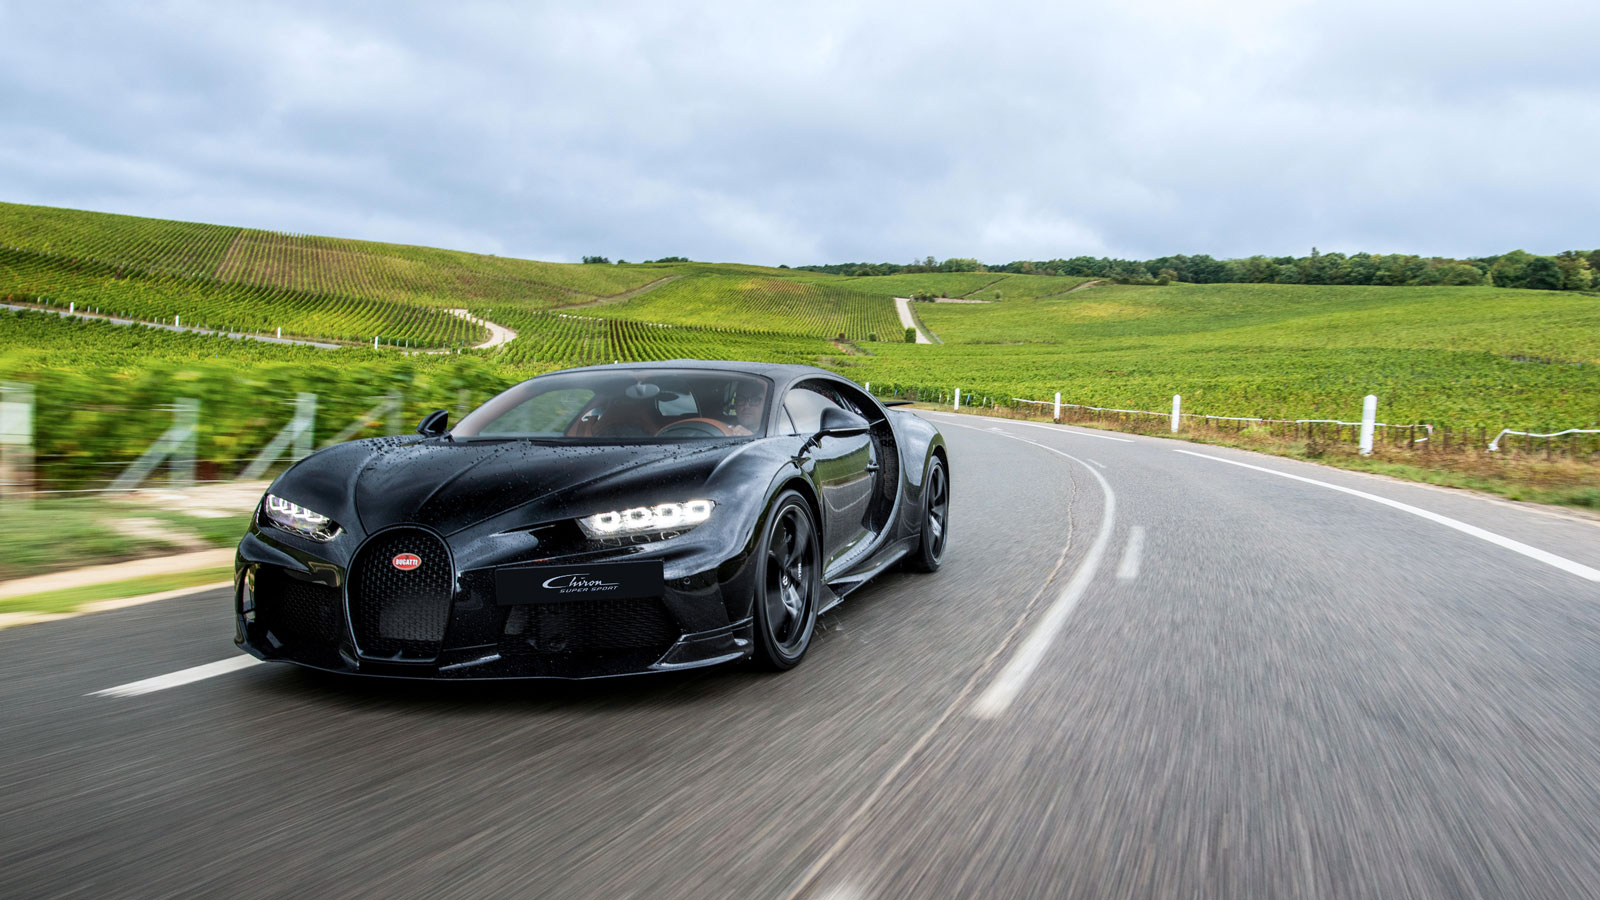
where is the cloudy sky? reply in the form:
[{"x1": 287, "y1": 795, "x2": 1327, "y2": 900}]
[{"x1": 1, "y1": 1, "x2": 1595, "y2": 266}]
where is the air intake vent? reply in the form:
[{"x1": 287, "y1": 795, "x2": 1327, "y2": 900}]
[
  {"x1": 255, "y1": 566, "x2": 341, "y2": 647},
  {"x1": 503, "y1": 598, "x2": 679, "y2": 654},
  {"x1": 348, "y1": 528, "x2": 453, "y2": 659}
]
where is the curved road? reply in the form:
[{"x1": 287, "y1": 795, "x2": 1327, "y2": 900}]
[{"x1": 3, "y1": 414, "x2": 1599, "y2": 898}]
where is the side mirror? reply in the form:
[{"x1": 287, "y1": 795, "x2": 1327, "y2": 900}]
[
  {"x1": 817, "y1": 405, "x2": 870, "y2": 438},
  {"x1": 416, "y1": 409, "x2": 449, "y2": 437}
]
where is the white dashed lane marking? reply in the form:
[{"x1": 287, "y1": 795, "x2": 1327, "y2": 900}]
[
  {"x1": 1116, "y1": 526, "x2": 1145, "y2": 581},
  {"x1": 90, "y1": 656, "x2": 262, "y2": 698}
]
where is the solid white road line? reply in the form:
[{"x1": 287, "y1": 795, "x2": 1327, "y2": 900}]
[
  {"x1": 89, "y1": 655, "x2": 262, "y2": 698},
  {"x1": 1086, "y1": 458, "x2": 1106, "y2": 469},
  {"x1": 971, "y1": 437, "x2": 1116, "y2": 718},
  {"x1": 1174, "y1": 449, "x2": 1600, "y2": 583},
  {"x1": 921, "y1": 411, "x2": 1137, "y2": 443},
  {"x1": 1116, "y1": 526, "x2": 1146, "y2": 581}
]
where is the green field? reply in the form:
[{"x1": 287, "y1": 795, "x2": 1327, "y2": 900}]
[
  {"x1": 837, "y1": 272, "x2": 1095, "y2": 301},
  {"x1": 582, "y1": 273, "x2": 903, "y2": 340},
  {"x1": 2, "y1": 202, "x2": 1597, "y2": 493},
  {"x1": 1, "y1": 247, "x2": 486, "y2": 347},
  {"x1": 851, "y1": 283, "x2": 1600, "y2": 423}
]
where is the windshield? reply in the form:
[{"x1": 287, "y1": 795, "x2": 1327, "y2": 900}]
[{"x1": 452, "y1": 368, "x2": 773, "y2": 442}]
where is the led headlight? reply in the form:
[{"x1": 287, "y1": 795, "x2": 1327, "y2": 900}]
[
  {"x1": 262, "y1": 493, "x2": 342, "y2": 542},
  {"x1": 578, "y1": 499, "x2": 715, "y2": 539}
]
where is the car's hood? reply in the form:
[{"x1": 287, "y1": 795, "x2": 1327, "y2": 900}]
[{"x1": 334, "y1": 438, "x2": 743, "y2": 535}]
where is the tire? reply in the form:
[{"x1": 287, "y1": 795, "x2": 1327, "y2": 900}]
[
  {"x1": 906, "y1": 455, "x2": 948, "y2": 573},
  {"x1": 752, "y1": 491, "x2": 820, "y2": 670}
]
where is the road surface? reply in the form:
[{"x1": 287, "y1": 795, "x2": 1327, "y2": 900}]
[{"x1": 3, "y1": 414, "x2": 1598, "y2": 899}]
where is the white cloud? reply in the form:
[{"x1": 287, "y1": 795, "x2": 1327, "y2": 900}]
[{"x1": 1, "y1": 0, "x2": 1596, "y2": 264}]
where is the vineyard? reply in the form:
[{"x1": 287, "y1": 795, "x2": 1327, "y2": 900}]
[
  {"x1": 845, "y1": 281, "x2": 1600, "y2": 425},
  {"x1": 211, "y1": 229, "x2": 668, "y2": 307},
  {"x1": 3, "y1": 200, "x2": 1597, "y2": 500},
  {"x1": 477, "y1": 307, "x2": 836, "y2": 368},
  {"x1": 585, "y1": 273, "x2": 903, "y2": 340},
  {"x1": 0, "y1": 248, "x2": 486, "y2": 347},
  {"x1": 835, "y1": 272, "x2": 1094, "y2": 301},
  {"x1": 0, "y1": 202, "x2": 238, "y2": 278},
  {"x1": 0, "y1": 202, "x2": 675, "y2": 310}
]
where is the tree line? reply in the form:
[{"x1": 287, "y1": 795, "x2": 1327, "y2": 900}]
[{"x1": 799, "y1": 249, "x2": 1600, "y2": 291}]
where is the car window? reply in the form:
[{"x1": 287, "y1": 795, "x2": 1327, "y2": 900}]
[
  {"x1": 453, "y1": 368, "x2": 773, "y2": 442},
  {"x1": 781, "y1": 384, "x2": 844, "y2": 435},
  {"x1": 479, "y1": 388, "x2": 594, "y2": 436}
]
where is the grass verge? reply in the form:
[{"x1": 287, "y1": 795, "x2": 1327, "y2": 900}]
[
  {"x1": 0, "y1": 566, "x2": 233, "y2": 617},
  {"x1": 0, "y1": 496, "x2": 250, "y2": 581},
  {"x1": 910, "y1": 403, "x2": 1600, "y2": 512}
]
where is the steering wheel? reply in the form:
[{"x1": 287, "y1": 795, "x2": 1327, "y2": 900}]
[{"x1": 656, "y1": 417, "x2": 737, "y2": 438}]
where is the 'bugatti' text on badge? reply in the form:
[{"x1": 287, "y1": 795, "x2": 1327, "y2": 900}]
[{"x1": 391, "y1": 553, "x2": 422, "y2": 571}]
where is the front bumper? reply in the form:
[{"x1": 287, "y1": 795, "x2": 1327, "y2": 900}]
[{"x1": 234, "y1": 526, "x2": 758, "y2": 680}]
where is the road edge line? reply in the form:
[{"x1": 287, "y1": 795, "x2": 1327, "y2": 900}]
[{"x1": 1173, "y1": 448, "x2": 1600, "y2": 583}]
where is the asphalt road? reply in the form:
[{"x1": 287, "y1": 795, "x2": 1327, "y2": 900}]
[{"x1": 4, "y1": 414, "x2": 1599, "y2": 899}]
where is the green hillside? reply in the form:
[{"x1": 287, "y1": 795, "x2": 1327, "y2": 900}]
[
  {"x1": 2, "y1": 201, "x2": 1597, "y2": 494},
  {"x1": 582, "y1": 273, "x2": 902, "y2": 340},
  {"x1": 851, "y1": 282, "x2": 1600, "y2": 423}
]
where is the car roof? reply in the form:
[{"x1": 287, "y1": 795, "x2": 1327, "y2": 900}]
[{"x1": 551, "y1": 360, "x2": 853, "y2": 393}]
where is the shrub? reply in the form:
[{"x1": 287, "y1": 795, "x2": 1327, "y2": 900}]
[{"x1": 904, "y1": 326, "x2": 916, "y2": 343}]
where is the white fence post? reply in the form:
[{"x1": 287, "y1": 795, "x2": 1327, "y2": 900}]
[
  {"x1": 1359, "y1": 394, "x2": 1377, "y2": 456},
  {"x1": 1171, "y1": 394, "x2": 1182, "y2": 433},
  {"x1": 111, "y1": 398, "x2": 199, "y2": 491},
  {"x1": 953, "y1": 388, "x2": 961, "y2": 411},
  {"x1": 174, "y1": 314, "x2": 180, "y2": 328},
  {"x1": 241, "y1": 393, "x2": 317, "y2": 480},
  {"x1": 322, "y1": 393, "x2": 405, "y2": 447},
  {"x1": 1, "y1": 382, "x2": 35, "y2": 503},
  {"x1": 374, "y1": 335, "x2": 379, "y2": 350},
  {"x1": 1054, "y1": 392, "x2": 1062, "y2": 423}
]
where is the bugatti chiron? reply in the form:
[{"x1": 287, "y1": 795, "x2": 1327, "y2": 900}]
[{"x1": 235, "y1": 361, "x2": 949, "y2": 678}]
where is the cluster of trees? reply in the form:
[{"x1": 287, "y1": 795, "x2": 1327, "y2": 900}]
[
  {"x1": 801, "y1": 249, "x2": 1600, "y2": 291},
  {"x1": 583, "y1": 255, "x2": 691, "y2": 265}
]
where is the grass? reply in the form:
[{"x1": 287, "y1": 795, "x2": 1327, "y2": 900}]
[
  {"x1": 929, "y1": 402, "x2": 1600, "y2": 511},
  {"x1": 0, "y1": 495, "x2": 250, "y2": 580},
  {"x1": 849, "y1": 281, "x2": 1600, "y2": 425},
  {"x1": 585, "y1": 273, "x2": 903, "y2": 340},
  {"x1": 0, "y1": 567, "x2": 233, "y2": 617}
]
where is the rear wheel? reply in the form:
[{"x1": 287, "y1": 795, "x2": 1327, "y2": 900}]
[
  {"x1": 906, "y1": 456, "x2": 948, "y2": 573},
  {"x1": 752, "y1": 491, "x2": 820, "y2": 670}
]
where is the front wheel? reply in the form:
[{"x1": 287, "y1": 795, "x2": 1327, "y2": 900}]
[
  {"x1": 752, "y1": 491, "x2": 820, "y2": 670},
  {"x1": 906, "y1": 456, "x2": 948, "y2": 573}
]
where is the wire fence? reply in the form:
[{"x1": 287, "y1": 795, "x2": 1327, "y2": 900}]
[
  {"x1": 863, "y1": 382, "x2": 1600, "y2": 462},
  {"x1": 2, "y1": 380, "x2": 1597, "y2": 500}
]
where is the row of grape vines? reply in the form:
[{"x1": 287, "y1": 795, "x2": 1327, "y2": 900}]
[
  {"x1": 478, "y1": 307, "x2": 835, "y2": 368},
  {"x1": 0, "y1": 202, "x2": 240, "y2": 279},
  {"x1": 585, "y1": 274, "x2": 904, "y2": 340},
  {"x1": 0, "y1": 247, "x2": 487, "y2": 347}
]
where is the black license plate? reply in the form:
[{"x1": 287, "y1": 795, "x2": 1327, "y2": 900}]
[{"x1": 495, "y1": 559, "x2": 665, "y2": 605}]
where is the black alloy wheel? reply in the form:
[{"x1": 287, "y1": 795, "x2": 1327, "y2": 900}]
[
  {"x1": 753, "y1": 491, "x2": 820, "y2": 670},
  {"x1": 907, "y1": 456, "x2": 948, "y2": 573}
]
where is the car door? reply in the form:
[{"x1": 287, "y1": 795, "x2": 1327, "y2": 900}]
[{"x1": 781, "y1": 381, "x2": 876, "y2": 571}]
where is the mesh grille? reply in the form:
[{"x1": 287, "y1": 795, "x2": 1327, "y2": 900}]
[
  {"x1": 349, "y1": 528, "x2": 453, "y2": 659},
  {"x1": 503, "y1": 598, "x2": 680, "y2": 654},
  {"x1": 255, "y1": 566, "x2": 341, "y2": 647}
]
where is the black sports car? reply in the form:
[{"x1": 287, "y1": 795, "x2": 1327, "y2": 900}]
[{"x1": 235, "y1": 361, "x2": 949, "y2": 679}]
